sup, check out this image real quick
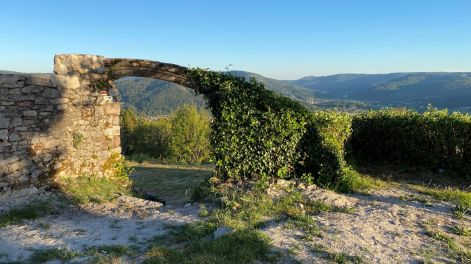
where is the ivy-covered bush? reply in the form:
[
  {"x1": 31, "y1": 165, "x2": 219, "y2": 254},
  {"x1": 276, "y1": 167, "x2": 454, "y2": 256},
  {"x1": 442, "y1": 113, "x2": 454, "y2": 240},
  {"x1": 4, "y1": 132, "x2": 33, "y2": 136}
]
[
  {"x1": 299, "y1": 111, "x2": 352, "y2": 187},
  {"x1": 187, "y1": 69, "x2": 353, "y2": 187},
  {"x1": 350, "y1": 107, "x2": 471, "y2": 179}
]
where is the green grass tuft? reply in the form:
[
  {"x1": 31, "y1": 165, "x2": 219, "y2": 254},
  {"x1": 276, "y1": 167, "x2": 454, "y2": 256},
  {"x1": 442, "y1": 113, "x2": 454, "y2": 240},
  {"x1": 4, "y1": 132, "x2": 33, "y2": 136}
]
[
  {"x1": 58, "y1": 175, "x2": 131, "y2": 204},
  {"x1": 29, "y1": 248, "x2": 78, "y2": 263},
  {"x1": 0, "y1": 201, "x2": 57, "y2": 227},
  {"x1": 412, "y1": 185, "x2": 471, "y2": 208},
  {"x1": 145, "y1": 228, "x2": 272, "y2": 264},
  {"x1": 426, "y1": 230, "x2": 471, "y2": 262}
]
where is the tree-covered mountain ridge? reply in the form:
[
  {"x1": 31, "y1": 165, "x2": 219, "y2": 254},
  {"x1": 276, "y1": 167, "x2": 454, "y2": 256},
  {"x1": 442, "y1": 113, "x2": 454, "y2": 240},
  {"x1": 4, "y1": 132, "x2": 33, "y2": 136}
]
[
  {"x1": 115, "y1": 71, "x2": 471, "y2": 115},
  {"x1": 293, "y1": 72, "x2": 471, "y2": 112}
]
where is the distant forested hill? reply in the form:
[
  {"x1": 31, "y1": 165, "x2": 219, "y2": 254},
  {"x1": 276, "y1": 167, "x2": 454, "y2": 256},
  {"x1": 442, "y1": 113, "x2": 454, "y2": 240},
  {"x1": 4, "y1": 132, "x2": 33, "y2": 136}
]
[
  {"x1": 292, "y1": 72, "x2": 471, "y2": 112},
  {"x1": 116, "y1": 72, "x2": 471, "y2": 116},
  {"x1": 116, "y1": 77, "x2": 207, "y2": 116},
  {"x1": 0, "y1": 70, "x2": 22, "y2": 74},
  {"x1": 115, "y1": 71, "x2": 367, "y2": 115}
]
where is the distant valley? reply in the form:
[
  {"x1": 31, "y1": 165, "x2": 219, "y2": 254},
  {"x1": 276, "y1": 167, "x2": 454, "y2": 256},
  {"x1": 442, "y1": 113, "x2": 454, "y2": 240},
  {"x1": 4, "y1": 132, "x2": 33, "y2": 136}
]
[{"x1": 115, "y1": 71, "x2": 471, "y2": 115}]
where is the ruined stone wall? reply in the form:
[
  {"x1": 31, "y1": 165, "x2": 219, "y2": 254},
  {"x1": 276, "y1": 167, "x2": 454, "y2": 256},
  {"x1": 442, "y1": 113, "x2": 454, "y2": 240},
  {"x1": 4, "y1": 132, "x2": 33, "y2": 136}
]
[{"x1": 0, "y1": 55, "x2": 121, "y2": 193}]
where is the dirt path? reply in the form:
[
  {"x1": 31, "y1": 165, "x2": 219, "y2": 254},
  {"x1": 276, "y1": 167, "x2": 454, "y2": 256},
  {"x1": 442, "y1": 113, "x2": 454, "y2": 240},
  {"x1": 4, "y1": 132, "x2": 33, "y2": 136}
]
[
  {"x1": 266, "y1": 185, "x2": 470, "y2": 263},
  {"x1": 0, "y1": 185, "x2": 469, "y2": 263},
  {"x1": 0, "y1": 192, "x2": 199, "y2": 263}
]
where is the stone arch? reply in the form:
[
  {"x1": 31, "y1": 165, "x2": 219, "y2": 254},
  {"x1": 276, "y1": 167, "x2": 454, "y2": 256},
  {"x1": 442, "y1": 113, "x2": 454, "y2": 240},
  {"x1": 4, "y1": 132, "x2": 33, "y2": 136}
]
[
  {"x1": 52, "y1": 54, "x2": 198, "y2": 180},
  {"x1": 0, "y1": 54, "x2": 196, "y2": 192}
]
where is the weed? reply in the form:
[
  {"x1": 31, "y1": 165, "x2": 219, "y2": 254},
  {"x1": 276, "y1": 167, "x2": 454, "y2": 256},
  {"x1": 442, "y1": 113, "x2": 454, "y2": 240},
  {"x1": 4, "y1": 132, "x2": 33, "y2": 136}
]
[
  {"x1": 452, "y1": 205, "x2": 469, "y2": 219},
  {"x1": 29, "y1": 248, "x2": 78, "y2": 263},
  {"x1": 57, "y1": 175, "x2": 131, "y2": 204},
  {"x1": 0, "y1": 201, "x2": 57, "y2": 227},
  {"x1": 145, "y1": 227, "x2": 272, "y2": 264},
  {"x1": 412, "y1": 185, "x2": 471, "y2": 208},
  {"x1": 84, "y1": 244, "x2": 133, "y2": 264},
  {"x1": 452, "y1": 225, "x2": 471, "y2": 236},
  {"x1": 37, "y1": 222, "x2": 51, "y2": 230},
  {"x1": 72, "y1": 131, "x2": 85, "y2": 148},
  {"x1": 85, "y1": 244, "x2": 130, "y2": 257},
  {"x1": 332, "y1": 206, "x2": 355, "y2": 214},
  {"x1": 426, "y1": 230, "x2": 471, "y2": 262},
  {"x1": 336, "y1": 166, "x2": 382, "y2": 193},
  {"x1": 330, "y1": 252, "x2": 348, "y2": 264},
  {"x1": 198, "y1": 204, "x2": 209, "y2": 217}
]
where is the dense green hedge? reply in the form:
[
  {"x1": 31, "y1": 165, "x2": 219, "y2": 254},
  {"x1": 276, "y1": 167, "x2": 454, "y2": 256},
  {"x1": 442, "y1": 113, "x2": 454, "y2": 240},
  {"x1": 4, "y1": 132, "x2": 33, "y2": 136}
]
[
  {"x1": 350, "y1": 108, "x2": 471, "y2": 179},
  {"x1": 187, "y1": 69, "x2": 353, "y2": 187},
  {"x1": 185, "y1": 69, "x2": 471, "y2": 187},
  {"x1": 299, "y1": 111, "x2": 352, "y2": 187}
]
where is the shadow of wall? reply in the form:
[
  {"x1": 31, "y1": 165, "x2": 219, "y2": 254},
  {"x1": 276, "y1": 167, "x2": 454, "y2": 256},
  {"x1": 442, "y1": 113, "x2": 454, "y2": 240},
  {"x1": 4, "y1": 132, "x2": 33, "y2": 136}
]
[{"x1": 0, "y1": 74, "x2": 66, "y2": 192}]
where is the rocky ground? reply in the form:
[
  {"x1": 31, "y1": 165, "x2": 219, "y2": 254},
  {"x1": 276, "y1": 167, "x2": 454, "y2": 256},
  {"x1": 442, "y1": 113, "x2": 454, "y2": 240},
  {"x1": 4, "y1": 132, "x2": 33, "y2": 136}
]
[{"x1": 0, "y1": 183, "x2": 469, "y2": 263}]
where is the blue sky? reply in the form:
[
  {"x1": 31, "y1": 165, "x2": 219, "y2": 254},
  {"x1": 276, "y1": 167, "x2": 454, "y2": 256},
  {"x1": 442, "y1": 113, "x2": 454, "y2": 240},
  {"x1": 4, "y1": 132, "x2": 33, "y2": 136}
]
[{"x1": 1, "y1": 0, "x2": 470, "y2": 79}]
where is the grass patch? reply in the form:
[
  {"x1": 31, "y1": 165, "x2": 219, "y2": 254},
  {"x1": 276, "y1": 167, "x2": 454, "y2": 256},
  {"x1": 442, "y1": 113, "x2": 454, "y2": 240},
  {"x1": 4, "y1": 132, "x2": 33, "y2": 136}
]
[
  {"x1": 145, "y1": 226, "x2": 272, "y2": 264},
  {"x1": 426, "y1": 230, "x2": 471, "y2": 262},
  {"x1": 207, "y1": 188, "x2": 331, "y2": 230},
  {"x1": 411, "y1": 185, "x2": 471, "y2": 208},
  {"x1": 309, "y1": 243, "x2": 363, "y2": 264},
  {"x1": 29, "y1": 248, "x2": 78, "y2": 263},
  {"x1": 57, "y1": 175, "x2": 131, "y2": 204},
  {"x1": 452, "y1": 206, "x2": 469, "y2": 219},
  {"x1": 130, "y1": 162, "x2": 212, "y2": 206},
  {"x1": 335, "y1": 166, "x2": 384, "y2": 193},
  {"x1": 452, "y1": 225, "x2": 471, "y2": 236},
  {"x1": 0, "y1": 201, "x2": 57, "y2": 227},
  {"x1": 84, "y1": 244, "x2": 133, "y2": 263}
]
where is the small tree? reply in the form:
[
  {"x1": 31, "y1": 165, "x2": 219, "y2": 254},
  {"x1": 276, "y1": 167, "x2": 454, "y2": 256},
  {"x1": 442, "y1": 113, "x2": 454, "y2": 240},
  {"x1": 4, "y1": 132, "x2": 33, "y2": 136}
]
[
  {"x1": 120, "y1": 108, "x2": 139, "y2": 154},
  {"x1": 169, "y1": 105, "x2": 211, "y2": 163}
]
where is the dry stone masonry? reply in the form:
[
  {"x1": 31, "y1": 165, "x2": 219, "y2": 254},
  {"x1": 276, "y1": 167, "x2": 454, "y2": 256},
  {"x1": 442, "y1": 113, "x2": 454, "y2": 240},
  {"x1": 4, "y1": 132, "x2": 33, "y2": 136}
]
[{"x1": 0, "y1": 54, "x2": 190, "y2": 193}]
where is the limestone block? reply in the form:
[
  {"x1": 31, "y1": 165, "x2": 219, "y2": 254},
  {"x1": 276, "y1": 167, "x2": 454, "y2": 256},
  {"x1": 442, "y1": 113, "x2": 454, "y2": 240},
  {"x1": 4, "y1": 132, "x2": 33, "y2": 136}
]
[
  {"x1": 54, "y1": 75, "x2": 81, "y2": 90},
  {"x1": 0, "y1": 130, "x2": 7, "y2": 141},
  {"x1": 54, "y1": 54, "x2": 105, "y2": 75},
  {"x1": 11, "y1": 118, "x2": 22, "y2": 127},
  {"x1": 8, "y1": 133, "x2": 20, "y2": 142},
  {"x1": 0, "y1": 156, "x2": 18, "y2": 166},
  {"x1": 21, "y1": 85, "x2": 41, "y2": 93},
  {"x1": 25, "y1": 74, "x2": 56, "y2": 87},
  {"x1": 104, "y1": 104, "x2": 120, "y2": 115},
  {"x1": 9, "y1": 88, "x2": 22, "y2": 95},
  {"x1": 104, "y1": 126, "x2": 120, "y2": 137},
  {"x1": 42, "y1": 88, "x2": 60, "y2": 98},
  {"x1": 23, "y1": 110, "x2": 37, "y2": 117},
  {"x1": 0, "y1": 101, "x2": 14, "y2": 106},
  {"x1": 0, "y1": 75, "x2": 25, "y2": 88},
  {"x1": 0, "y1": 117, "x2": 10, "y2": 129},
  {"x1": 17, "y1": 101, "x2": 32, "y2": 107}
]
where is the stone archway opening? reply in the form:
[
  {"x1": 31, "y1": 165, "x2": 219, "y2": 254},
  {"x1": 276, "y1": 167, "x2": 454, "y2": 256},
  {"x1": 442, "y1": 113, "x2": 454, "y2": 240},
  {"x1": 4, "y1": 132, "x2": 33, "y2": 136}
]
[{"x1": 0, "y1": 54, "x2": 203, "y2": 192}]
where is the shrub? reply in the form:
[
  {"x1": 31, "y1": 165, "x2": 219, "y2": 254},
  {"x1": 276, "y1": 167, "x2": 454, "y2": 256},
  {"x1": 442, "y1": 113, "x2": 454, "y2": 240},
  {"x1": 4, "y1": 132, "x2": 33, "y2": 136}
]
[
  {"x1": 187, "y1": 69, "x2": 351, "y2": 188},
  {"x1": 126, "y1": 116, "x2": 172, "y2": 159},
  {"x1": 120, "y1": 107, "x2": 140, "y2": 155},
  {"x1": 169, "y1": 105, "x2": 212, "y2": 163},
  {"x1": 299, "y1": 111, "x2": 352, "y2": 187},
  {"x1": 350, "y1": 107, "x2": 471, "y2": 179},
  {"x1": 121, "y1": 105, "x2": 211, "y2": 163}
]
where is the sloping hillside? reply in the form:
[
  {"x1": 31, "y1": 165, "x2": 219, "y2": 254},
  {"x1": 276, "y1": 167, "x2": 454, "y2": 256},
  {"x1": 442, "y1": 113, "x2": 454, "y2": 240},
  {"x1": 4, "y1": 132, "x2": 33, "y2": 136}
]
[
  {"x1": 115, "y1": 72, "x2": 368, "y2": 115},
  {"x1": 116, "y1": 77, "x2": 207, "y2": 116},
  {"x1": 293, "y1": 72, "x2": 471, "y2": 111}
]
